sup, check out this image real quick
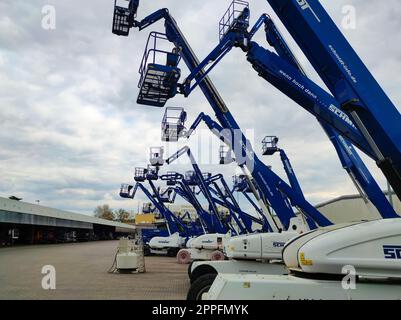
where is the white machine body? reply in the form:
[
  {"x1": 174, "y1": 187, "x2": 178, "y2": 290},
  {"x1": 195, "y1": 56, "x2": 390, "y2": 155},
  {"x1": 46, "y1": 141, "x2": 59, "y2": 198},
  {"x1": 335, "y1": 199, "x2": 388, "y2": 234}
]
[
  {"x1": 225, "y1": 231, "x2": 298, "y2": 260},
  {"x1": 190, "y1": 259, "x2": 287, "y2": 280},
  {"x1": 188, "y1": 217, "x2": 308, "y2": 275},
  {"x1": 179, "y1": 233, "x2": 229, "y2": 262},
  {"x1": 284, "y1": 218, "x2": 401, "y2": 278},
  {"x1": 205, "y1": 219, "x2": 401, "y2": 300},
  {"x1": 188, "y1": 233, "x2": 227, "y2": 250},
  {"x1": 185, "y1": 217, "x2": 307, "y2": 263},
  {"x1": 225, "y1": 217, "x2": 308, "y2": 260},
  {"x1": 149, "y1": 232, "x2": 185, "y2": 250},
  {"x1": 188, "y1": 232, "x2": 296, "y2": 281},
  {"x1": 205, "y1": 273, "x2": 401, "y2": 300},
  {"x1": 185, "y1": 237, "x2": 196, "y2": 248}
]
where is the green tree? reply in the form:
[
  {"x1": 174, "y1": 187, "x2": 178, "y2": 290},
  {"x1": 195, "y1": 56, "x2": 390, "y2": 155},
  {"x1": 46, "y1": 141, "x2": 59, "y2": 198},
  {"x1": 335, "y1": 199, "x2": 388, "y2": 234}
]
[
  {"x1": 115, "y1": 208, "x2": 130, "y2": 222},
  {"x1": 94, "y1": 204, "x2": 115, "y2": 221}
]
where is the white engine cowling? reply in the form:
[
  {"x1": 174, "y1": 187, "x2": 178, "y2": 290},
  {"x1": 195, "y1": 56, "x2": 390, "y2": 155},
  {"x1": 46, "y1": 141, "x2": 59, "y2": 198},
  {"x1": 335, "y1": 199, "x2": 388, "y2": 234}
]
[
  {"x1": 288, "y1": 216, "x2": 310, "y2": 233},
  {"x1": 185, "y1": 237, "x2": 196, "y2": 248},
  {"x1": 283, "y1": 219, "x2": 401, "y2": 278},
  {"x1": 149, "y1": 232, "x2": 185, "y2": 249},
  {"x1": 188, "y1": 233, "x2": 229, "y2": 250},
  {"x1": 225, "y1": 231, "x2": 298, "y2": 260}
]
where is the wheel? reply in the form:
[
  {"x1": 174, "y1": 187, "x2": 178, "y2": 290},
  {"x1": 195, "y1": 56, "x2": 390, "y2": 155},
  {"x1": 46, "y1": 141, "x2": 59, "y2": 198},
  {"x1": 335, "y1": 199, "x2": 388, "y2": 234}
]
[
  {"x1": 187, "y1": 261, "x2": 194, "y2": 278},
  {"x1": 177, "y1": 249, "x2": 192, "y2": 264},
  {"x1": 143, "y1": 245, "x2": 151, "y2": 256},
  {"x1": 187, "y1": 273, "x2": 217, "y2": 300},
  {"x1": 210, "y1": 250, "x2": 225, "y2": 261},
  {"x1": 167, "y1": 247, "x2": 179, "y2": 257}
]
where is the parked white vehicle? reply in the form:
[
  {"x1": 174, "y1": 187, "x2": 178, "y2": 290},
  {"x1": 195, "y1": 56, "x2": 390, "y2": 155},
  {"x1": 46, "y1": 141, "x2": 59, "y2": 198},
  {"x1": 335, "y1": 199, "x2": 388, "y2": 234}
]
[
  {"x1": 204, "y1": 219, "x2": 401, "y2": 300},
  {"x1": 148, "y1": 232, "x2": 186, "y2": 257},
  {"x1": 187, "y1": 217, "x2": 309, "y2": 299},
  {"x1": 177, "y1": 233, "x2": 230, "y2": 264}
]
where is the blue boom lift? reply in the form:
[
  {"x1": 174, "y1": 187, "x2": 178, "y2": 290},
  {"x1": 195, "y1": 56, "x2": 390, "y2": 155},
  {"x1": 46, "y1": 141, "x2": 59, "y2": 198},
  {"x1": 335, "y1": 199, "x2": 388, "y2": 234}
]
[
  {"x1": 165, "y1": 146, "x2": 240, "y2": 235},
  {"x1": 159, "y1": 171, "x2": 210, "y2": 234},
  {"x1": 113, "y1": 0, "x2": 401, "y2": 300},
  {"x1": 167, "y1": 0, "x2": 398, "y2": 219},
  {"x1": 161, "y1": 108, "x2": 269, "y2": 233},
  {"x1": 262, "y1": 136, "x2": 304, "y2": 199},
  {"x1": 193, "y1": 1, "x2": 401, "y2": 300},
  {"x1": 119, "y1": 172, "x2": 190, "y2": 255},
  {"x1": 265, "y1": 0, "x2": 401, "y2": 201},
  {"x1": 111, "y1": 0, "x2": 334, "y2": 231},
  {"x1": 204, "y1": 173, "x2": 265, "y2": 234}
]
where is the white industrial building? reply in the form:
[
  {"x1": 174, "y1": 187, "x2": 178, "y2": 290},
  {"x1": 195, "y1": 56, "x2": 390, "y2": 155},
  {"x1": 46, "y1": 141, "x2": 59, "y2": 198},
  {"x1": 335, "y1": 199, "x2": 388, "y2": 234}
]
[
  {"x1": 316, "y1": 193, "x2": 401, "y2": 224},
  {"x1": 0, "y1": 196, "x2": 135, "y2": 245}
]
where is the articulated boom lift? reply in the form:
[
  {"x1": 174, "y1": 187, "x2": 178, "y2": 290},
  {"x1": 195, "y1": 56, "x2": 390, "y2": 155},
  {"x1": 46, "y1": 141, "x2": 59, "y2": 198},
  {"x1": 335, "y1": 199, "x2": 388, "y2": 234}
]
[
  {"x1": 123, "y1": 159, "x2": 214, "y2": 255},
  {"x1": 265, "y1": 0, "x2": 401, "y2": 200},
  {"x1": 166, "y1": 146, "x2": 230, "y2": 235},
  {"x1": 262, "y1": 136, "x2": 304, "y2": 200},
  {"x1": 176, "y1": 0, "x2": 398, "y2": 220},
  {"x1": 159, "y1": 172, "x2": 209, "y2": 234},
  {"x1": 112, "y1": 0, "x2": 401, "y2": 300},
  {"x1": 192, "y1": 0, "x2": 401, "y2": 300},
  {"x1": 205, "y1": 173, "x2": 262, "y2": 234},
  {"x1": 111, "y1": 0, "x2": 334, "y2": 232},
  {"x1": 163, "y1": 107, "x2": 278, "y2": 233},
  {"x1": 231, "y1": 174, "x2": 266, "y2": 221},
  {"x1": 120, "y1": 179, "x2": 186, "y2": 255}
]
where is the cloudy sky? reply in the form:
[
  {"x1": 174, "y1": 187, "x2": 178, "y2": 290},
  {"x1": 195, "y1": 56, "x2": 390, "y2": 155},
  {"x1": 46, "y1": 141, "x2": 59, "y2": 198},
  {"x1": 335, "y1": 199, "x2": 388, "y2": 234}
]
[{"x1": 0, "y1": 0, "x2": 400, "y2": 215}]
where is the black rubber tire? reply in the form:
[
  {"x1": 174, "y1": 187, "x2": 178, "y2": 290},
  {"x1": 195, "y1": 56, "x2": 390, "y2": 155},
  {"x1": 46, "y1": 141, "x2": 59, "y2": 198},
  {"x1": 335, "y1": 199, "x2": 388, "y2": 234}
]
[
  {"x1": 143, "y1": 245, "x2": 151, "y2": 256},
  {"x1": 187, "y1": 261, "x2": 194, "y2": 278},
  {"x1": 167, "y1": 247, "x2": 179, "y2": 257},
  {"x1": 187, "y1": 273, "x2": 217, "y2": 300}
]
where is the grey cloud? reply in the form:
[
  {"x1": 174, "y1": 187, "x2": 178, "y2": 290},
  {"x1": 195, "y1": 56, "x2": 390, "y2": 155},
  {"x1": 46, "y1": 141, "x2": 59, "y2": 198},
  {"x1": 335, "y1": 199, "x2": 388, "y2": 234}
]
[{"x1": 0, "y1": 0, "x2": 399, "y2": 215}]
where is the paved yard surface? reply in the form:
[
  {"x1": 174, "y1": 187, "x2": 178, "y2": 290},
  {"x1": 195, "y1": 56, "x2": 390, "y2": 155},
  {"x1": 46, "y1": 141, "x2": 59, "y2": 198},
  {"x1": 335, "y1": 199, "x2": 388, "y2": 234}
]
[{"x1": 0, "y1": 241, "x2": 189, "y2": 300}]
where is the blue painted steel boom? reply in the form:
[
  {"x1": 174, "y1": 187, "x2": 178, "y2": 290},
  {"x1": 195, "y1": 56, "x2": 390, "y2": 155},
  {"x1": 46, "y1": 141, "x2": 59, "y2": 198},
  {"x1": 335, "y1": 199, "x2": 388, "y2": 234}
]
[
  {"x1": 159, "y1": 173, "x2": 209, "y2": 234},
  {"x1": 265, "y1": 0, "x2": 401, "y2": 200},
  {"x1": 166, "y1": 147, "x2": 228, "y2": 234},
  {"x1": 205, "y1": 173, "x2": 259, "y2": 234},
  {"x1": 259, "y1": 15, "x2": 399, "y2": 219},
  {"x1": 113, "y1": 2, "x2": 332, "y2": 229},
  {"x1": 201, "y1": 175, "x2": 247, "y2": 235},
  {"x1": 178, "y1": 4, "x2": 398, "y2": 219},
  {"x1": 160, "y1": 172, "x2": 217, "y2": 234},
  {"x1": 232, "y1": 181, "x2": 267, "y2": 221},
  {"x1": 189, "y1": 114, "x2": 276, "y2": 231},
  {"x1": 120, "y1": 181, "x2": 188, "y2": 236}
]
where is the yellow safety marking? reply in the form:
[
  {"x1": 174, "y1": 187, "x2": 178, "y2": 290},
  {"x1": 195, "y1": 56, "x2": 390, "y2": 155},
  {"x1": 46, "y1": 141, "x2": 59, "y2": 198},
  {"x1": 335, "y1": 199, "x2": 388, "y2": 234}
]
[{"x1": 299, "y1": 252, "x2": 313, "y2": 266}]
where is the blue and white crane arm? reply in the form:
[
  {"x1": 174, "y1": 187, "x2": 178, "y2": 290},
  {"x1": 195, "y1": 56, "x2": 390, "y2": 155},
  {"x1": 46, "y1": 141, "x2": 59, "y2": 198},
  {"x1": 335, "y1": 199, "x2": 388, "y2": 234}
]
[
  {"x1": 158, "y1": 173, "x2": 209, "y2": 233},
  {"x1": 278, "y1": 149, "x2": 304, "y2": 198},
  {"x1": 161, "y1": 175, "x2": 211, "y2": 234},
  {"x1": 179, "y1": 5, "x2": 398, "y2": 219},
  {"x1": 186, "y1": 112, "x2": 293, "y2": 232},
  {"x1": 260, "y1": 15, "x2": 399, "y2": 219},
  {"x1": 114, "y1": 1, "x2": 332, "y2": 229},
  {"x1": 206, "y1": 174, "x2": 257, "y2": 233},
  {"x1": 124, "y1": 182, "x2": 182, "y2": 235},
  {"x1": 265, "y1": 0, "x2": 401, "y2": 200},
  {"x1": 166, "y1": 146, "x2": 227, "y2": 233}
]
